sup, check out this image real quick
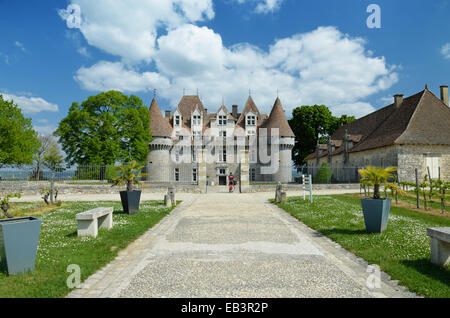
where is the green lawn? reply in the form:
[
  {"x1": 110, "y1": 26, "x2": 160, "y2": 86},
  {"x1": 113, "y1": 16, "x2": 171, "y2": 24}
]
[
  {"x1": 275, "y1": 195, "x2": 450, "y2": 298},
  {"x1": 0, "y1": 201, "x2": 175, "y2": 298}
]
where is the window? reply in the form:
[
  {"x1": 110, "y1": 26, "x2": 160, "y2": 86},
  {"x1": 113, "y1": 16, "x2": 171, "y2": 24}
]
[
  {"x1": 192, "y1": 131, "x2": 201, "y2": 137},
  {"x1": 174, "y1": 168, "x2": 180, "y2": 182},
  {"x1": 247, "y1": 115, "x2": 256, "y2": 126},
  {"x1": 218, "y1": 147, "x2": 227, "y2": 163},
  {"x1": 192, "y1": 148, "x2": 197, "y2": 162},
  {"x1": 251, "y1": 168, "x2": 256, "y2": 182},
  {"x1": 193, "y1": 115, "x2": 201, "y2": 126},
  {"x1": 175, "y1": 115, "x2": 181, "y2": 126},
  {"x1": 219, "y1": 131, "x2": 227, "y2": 137},
  {"x1": 175, "y1": 147, "x2": 183, "y2": 162},
  {"x1": 250, "y1": 149, "x2": 257, "y2": 163},
  {"x1": 219, "y1": 168, "x2": 226, "y2": 175},
  {"x1": 247, "y1": 130, "x2": 256, "y2": 136},
  {"x1": 218, "y1": 115, "x2": 227, "y2": 126},
  {"x1": 192, "y1": 168, "x2": 198, "y2": 182}
]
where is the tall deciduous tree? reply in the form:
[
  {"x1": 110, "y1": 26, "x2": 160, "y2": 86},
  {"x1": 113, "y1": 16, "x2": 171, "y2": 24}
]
[
  {"x1": 288, "y1": 105, "x2": 355, "y2": 167},
  {"x1": 0, "y1": 94, "x2": 40, "y2": 168},
  {"x1": 55, "y1": 91, "x2": 152, "y2": 169}
]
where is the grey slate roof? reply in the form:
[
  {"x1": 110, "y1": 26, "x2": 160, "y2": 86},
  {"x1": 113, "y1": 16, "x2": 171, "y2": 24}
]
[{"x1": 306, "y1": 88, "x2": 450, "y2": 160}]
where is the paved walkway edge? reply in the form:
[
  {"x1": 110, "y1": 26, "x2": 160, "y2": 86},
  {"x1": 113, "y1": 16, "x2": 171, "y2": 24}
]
[
  {"x1": 66, "y1": 198, "x2": 193, "y2": 298},
  {"x1": 270, "y1": 203, "x2": 421, "y2": 298}
]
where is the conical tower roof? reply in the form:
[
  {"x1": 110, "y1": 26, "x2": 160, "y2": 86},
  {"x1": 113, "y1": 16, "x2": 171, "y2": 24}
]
[
  {"x1": 149, "y1": 98, "x2": 172, "y2": 137},
  {"x1": 262, "y1": 98, "x2": 295, "y2": 137},
  {"x1": 236, "y1": 96, "x2": 262, "y2": 128}
]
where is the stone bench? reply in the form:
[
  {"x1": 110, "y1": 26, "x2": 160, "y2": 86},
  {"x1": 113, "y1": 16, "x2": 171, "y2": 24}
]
[
  {"x1": 426, "y1": 227, "x2": 450, "y2": 266},
  {"x1": 76, "y1": 207, "x2": 114, "y2": 238}
]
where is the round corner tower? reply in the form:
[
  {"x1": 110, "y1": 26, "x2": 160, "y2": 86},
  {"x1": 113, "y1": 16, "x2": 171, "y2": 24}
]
[
  {"x1": 147, "y1": 98, "x2": 173, "y2": 183},
  {"x1": 264, "y1": 98, "x2": 295, "y2": 183}
]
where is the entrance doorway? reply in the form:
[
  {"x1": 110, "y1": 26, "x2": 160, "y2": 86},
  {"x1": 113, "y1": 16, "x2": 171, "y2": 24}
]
[{"x1": 219, "y1": 176, "x2": 227, "y2": 185}]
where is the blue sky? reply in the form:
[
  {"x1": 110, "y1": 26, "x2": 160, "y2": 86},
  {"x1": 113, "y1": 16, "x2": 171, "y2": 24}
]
[{"x1": 0, "y1": 0, "x2": 449, "y2": 135}]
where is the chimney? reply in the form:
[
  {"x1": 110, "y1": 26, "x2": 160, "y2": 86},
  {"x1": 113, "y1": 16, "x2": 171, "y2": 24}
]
[
  {"x1": 165, "y1": 110, "x2": 171, "y2": 118},
  {"x1": 394, "y1": 94, "x2": 404, "y2": 108},
  {"x1": 440, "y1": 85, "x2": 449, "y2": 106},
  {"x1": 232, "y1": 105, "x2": 238, "y2": 118}
]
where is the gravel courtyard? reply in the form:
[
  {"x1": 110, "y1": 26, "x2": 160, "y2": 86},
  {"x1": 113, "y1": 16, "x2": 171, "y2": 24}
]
[{"x1": 67, "y1": 191, "x2": 411, "y2": 298}]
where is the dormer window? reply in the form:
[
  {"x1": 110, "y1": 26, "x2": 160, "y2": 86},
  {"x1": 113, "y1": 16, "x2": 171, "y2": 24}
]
[
  {"x1": 218, "y1": 115, "x2": 227, "y2": 126},
  {"x1": 192, "y1": 115, "x2": 201, "y2": 126},
  {"x1": 174, "y1": 115, "x2": 181, "y2": 127},
  {"x1": 246, "y1": 115, "x2": 256, "y2": 126}
]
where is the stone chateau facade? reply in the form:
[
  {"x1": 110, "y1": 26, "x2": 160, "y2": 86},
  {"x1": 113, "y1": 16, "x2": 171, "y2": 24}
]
[
  {"x1": 306, "y1": 85, "x2": 450, "y2": 183},
  {"x1": 147, "y1": 94, "x2": 295, "y2": 186}
]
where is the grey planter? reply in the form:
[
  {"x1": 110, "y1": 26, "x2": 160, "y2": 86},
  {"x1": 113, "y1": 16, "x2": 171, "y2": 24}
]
[
  {"x1": 0, "y1": 217, "x2": 42, "y2": 275},
  {"x1": 120, "y1": 190, "x2": 142, "y2": 215},
  {"x1": 361, "y1": 198, "x2": 391, "y2": 233}
]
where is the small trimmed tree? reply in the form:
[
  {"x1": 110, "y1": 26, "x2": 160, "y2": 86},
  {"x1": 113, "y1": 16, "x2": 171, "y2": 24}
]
[
  {"x1": 315, "y1": 163, "x2": 333, "y2": 184},
  {"x1": 358, "y1": 166, "x2": 402, "y2": 200},
  {"x1": 111, "y1": 161, "x2": 148, "y2": 191},
  {"x1": 1, "y1": 193, "x2": 21, "y2": 218},
  {"x1": 43, "y1": 143, "x2": 65, "y2": 204}
]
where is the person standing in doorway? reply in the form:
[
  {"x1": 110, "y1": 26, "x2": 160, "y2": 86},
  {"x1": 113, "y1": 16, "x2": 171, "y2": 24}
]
[{"x1": 228, "y1": 173, "x2": 235, "y2": 192}]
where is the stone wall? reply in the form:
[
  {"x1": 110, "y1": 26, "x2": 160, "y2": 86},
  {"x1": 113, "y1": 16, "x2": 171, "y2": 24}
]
[
  {"x1": 0, "y1": 180, "x2": 361, "y2": 196},
  {"x1": 0, "y1": 181, "x2": 203, "y2": 196},
  {"x1": 307, "y1": 144, "x2": 450, "y2": 183},
  {"x1": 397, "y1": 144, "x2": 450, "y2": 182}
]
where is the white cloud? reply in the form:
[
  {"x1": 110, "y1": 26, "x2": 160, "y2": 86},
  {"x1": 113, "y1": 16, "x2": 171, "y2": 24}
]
[
  {"x1": 58, "y1": 0, "x2": 214, "y2": 64},
  {"x1": 441, "y1": 43, "x2": 450, "y2": 59},
  {"x1": 77, "y1": 47, "x2": 90, "y2": 57},
  {"x1": 1, "y1": 93, "x2": 59, "y2": 114},
  {"x1": 0, "y1": 52, "x2": 10, "y2": 65},
  {"x1": 234, "y1": 0, "x2": 284, "y2": 13},
  {"x1": 330, "y1": 102, "x2": 376, "y2": 119},
  {"x1": 75, "y1": 61, "x2": 170, "y2": 92},
  {"x1": 255, "y1": 0, "x2": 283, "y2": 13},
  {"x1": 14, "y1": 41, "x2": 26, "y2": 52},
  {"x1": 155, "y1": 24, "x2": 225, "y2": 77},
  {"x1": 75, "y1": 25, "x2": 397, "y2": 118},
  {"x1": 380, "y1": 96, "x2": 394, "y2": 104},
  {"x1": 75, "y1": 26, "x2": 398, "y2": 118}
]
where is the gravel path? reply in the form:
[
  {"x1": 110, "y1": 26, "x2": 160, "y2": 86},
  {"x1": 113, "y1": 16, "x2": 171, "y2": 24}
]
[{"x1": 67, "y1": 191, "x2": 412, "y2": 298}]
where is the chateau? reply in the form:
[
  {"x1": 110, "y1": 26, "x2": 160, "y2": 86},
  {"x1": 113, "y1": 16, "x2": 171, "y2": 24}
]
[
  {"x1": 147, "y1": 94, "x2": 295, "y2": 185},
  {"x1": 306, "y1": 85, "x2": 450, "y2": 183}
]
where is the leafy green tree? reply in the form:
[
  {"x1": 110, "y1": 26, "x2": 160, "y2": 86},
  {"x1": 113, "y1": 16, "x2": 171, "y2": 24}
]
[
  {"x1": 330, "y1": 114, "x2": 356, "y2": 133},
  {"x1": 43, "y1": 143, "x2": 65, "y2": 204},
  {"x1": 0, "y1": 95, "x2": 40, "y2": 168},
  {"x1": 55, "y1": 91, "x2": 152, "y2": 177},
  {"x1": 288, "y1": 105, "x2": 355, "y2": 167}
]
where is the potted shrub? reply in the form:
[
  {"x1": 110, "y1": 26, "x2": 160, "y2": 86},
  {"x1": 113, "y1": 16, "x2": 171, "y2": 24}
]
[
  {"x1": 111, "y1": 161, "x2": 148, "y2": 215},
  {"x1": 0, "y1": 193, "x2": 42, "y2": 275},
  {"x1": 358, "y1": 166, "x2": 402, "y2": 233}
]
